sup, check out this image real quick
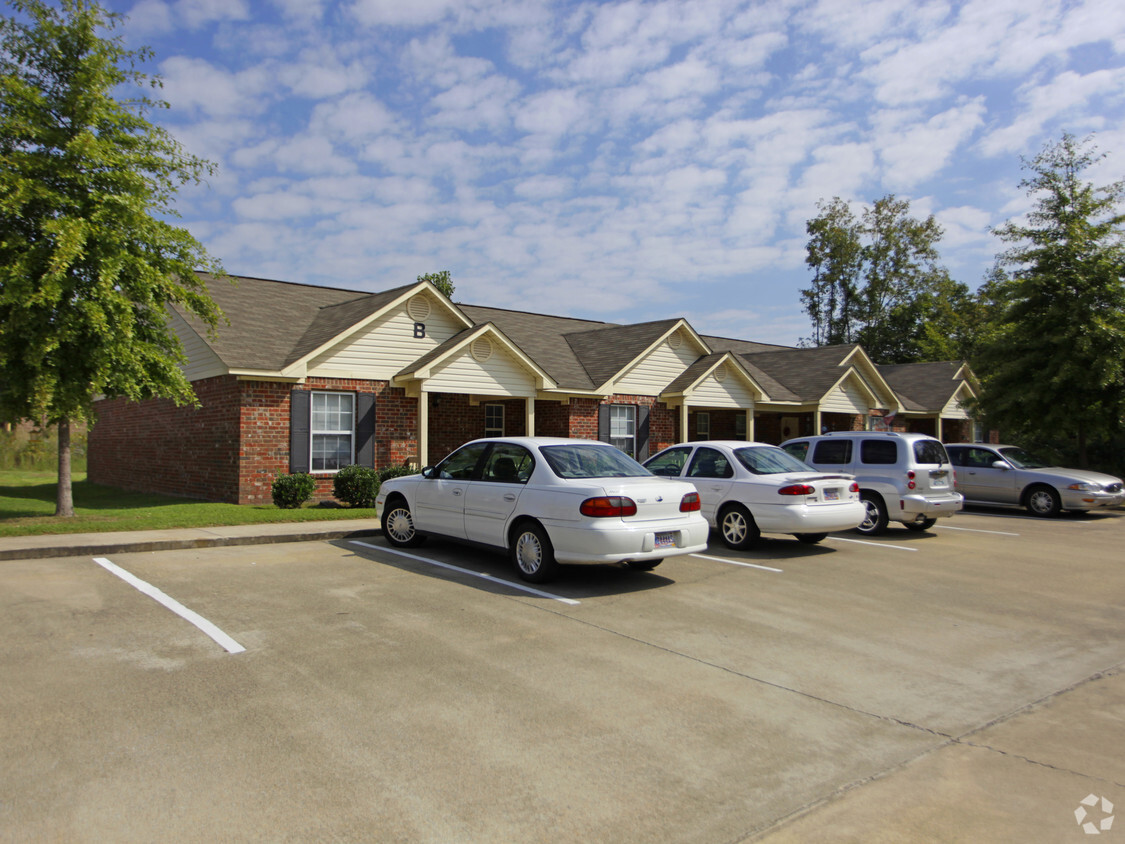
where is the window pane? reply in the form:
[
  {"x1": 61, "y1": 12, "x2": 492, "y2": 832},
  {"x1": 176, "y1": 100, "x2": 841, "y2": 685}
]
[
  {"x1": 609, "y1": 405, "x2": 635, "y2": 437},
  {"x1": 312, "y1": 434, "x2": 352, "y2": 471}
]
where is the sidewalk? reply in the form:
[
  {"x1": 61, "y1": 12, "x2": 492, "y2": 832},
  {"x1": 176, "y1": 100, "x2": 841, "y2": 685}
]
[{"x1": 0, "y1": 519, "x2": 382, "y2": 561}]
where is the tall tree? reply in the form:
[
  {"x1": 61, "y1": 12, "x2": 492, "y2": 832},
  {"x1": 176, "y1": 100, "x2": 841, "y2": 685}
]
[
  {"x1": 800, "y1": 195, "x2": 954, "y2": 363},
  {"x1": 974, "y1": 133, "x2": 1125, "y2": 466},
  {"x1": 417, "y1": 270, "x2": 455, "y2": 299},
  {"x1": 801, "y1": 197, "x2": 862, "y2": 346},
  {"x1": 0, "y1": 0, "x2": 224, "y2": 516}
]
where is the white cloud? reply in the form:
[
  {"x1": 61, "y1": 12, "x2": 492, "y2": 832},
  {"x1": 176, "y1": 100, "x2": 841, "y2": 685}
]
[
  {"x1": 876, "y1": 99, "x2": 986, "y2": 187},
  {"x1": 175, "y1": 0, "x2": 250, "y2": 29},
  {"x1": 349, "y1": 0, "x2": 458, "y2": 27},
  {"x1": 158, "y1": 56, "x2": 271, "y2": 119}
]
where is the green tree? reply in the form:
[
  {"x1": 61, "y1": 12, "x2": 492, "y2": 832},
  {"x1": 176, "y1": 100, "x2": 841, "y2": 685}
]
[
  {"x1": 417, "y1": 270, "x2": 455, "y2": 299},
  {"x1": 801, "y1": 197, "x2": 862, "y2": 346},
  {"x1": 0, "y1": 0, "x2": 224, "y2": 516},
  {"x1": 801, "y1": 195, "x2": 955, "y2": 363},
  {"x1": 974, "y1": 133, "x2": 1125, "y2": 466}
]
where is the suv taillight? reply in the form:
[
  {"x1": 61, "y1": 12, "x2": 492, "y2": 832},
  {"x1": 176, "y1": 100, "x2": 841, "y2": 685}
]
[
  {"x1": 850, "y1": 482, "x2": 860, "y2": 493},
  {"x1": 906, "y1": 470, "x2": 916, "y2": 489},
  {"x1": 679, "y1": 492, "x2": 701, "y2": 512},
  {"x1": 778, "y1": 484, "x2": 815, "y2": 496},
  {"x1": 580, "y1": 496, "x2": 637, "y2": 517}
]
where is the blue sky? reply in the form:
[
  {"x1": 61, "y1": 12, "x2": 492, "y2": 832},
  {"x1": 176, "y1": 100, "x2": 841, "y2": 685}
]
[{"x1": 102, "y1": 0, "x2": 1125, "y2": 345}]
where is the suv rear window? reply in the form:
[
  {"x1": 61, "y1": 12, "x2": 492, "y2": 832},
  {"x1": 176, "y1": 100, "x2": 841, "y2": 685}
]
[
  {"x1": 812, "y1": 439, "x2": 851, "y2": 464},
  {"x1": 913, "y1": 439, "x2": 950, "y2": 465},
  {"x1": 860, "y1": 439, "x2": 897, "y2": 465}
]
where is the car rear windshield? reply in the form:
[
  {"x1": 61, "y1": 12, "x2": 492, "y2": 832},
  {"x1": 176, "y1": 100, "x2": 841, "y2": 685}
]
[
  {"x1": 540, "y1": 444, "x2": 651, "y2": 479},
  {"x1": 913, "y1": 439, "x2": 950, "y2": 465},
  {"x1": 735, "y1": 446, "x2": 816, "y2": 475}
]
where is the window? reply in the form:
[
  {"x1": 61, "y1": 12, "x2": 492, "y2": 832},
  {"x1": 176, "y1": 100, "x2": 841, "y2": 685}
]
[
  {"x1": 735, "y1": 413, "x2": 747, "y2": 441},
  {"x1": 311, "y1": 392, "x2": 354, "y2": 471},
  {"x1": 696, "y1": 412, "x2": 710, "y2": 439},
  {"x1": 912, "y1": 439, "x2": 950, "y2": 465},
  {"x1": 688, "y1": 447, "x2": 733, "y2": 479},
  {"x1": 860, "y1": 439, "x2": 898, "y2": 465},
  {"x1": 812, "y1": 439, "x2": 851, "y2": 465},
  {"x1": 436, "y1": 442, "x2": 489, "y2": 479},
  {"x1": 645, "y1": 447, "x2": 691, "y2": 477},
  {"x1": 485, "y1": 404, "x2": 504, "y2": 437},
  {"x1": 608, "y1": 405, "x2": 636, "y2": 457},
  {"x1": 482, "y1": 443, "x2": 533, "y2": 483}
]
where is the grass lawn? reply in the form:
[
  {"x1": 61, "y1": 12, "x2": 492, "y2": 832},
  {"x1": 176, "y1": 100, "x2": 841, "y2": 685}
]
[{"x1": 0, "y1": 471, "x2": 376, "y2": 537}]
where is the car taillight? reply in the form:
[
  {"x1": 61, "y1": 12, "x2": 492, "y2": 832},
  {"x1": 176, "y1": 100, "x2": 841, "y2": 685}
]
[
  {"x1": 906, "y1": 470, "x2": 916, "y2": 490},
  {"x1": 580, "y1": 496, "x2": 637, "y2": 517},
  {"x1": 849, "y1": 482, "x2": 860, "y2": 493},
  {"x1": 778, "y1": 484, "x2": 815, "y2": 496},
  {"x1": 679, "y1": 492, "x2": 701, "y2": 512}
]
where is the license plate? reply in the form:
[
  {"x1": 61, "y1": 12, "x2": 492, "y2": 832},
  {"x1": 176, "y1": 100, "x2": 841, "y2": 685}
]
[
  {"x1": 824, "y1": 488, "x2": 839, "y2": 501},
  {"x1": 655, "y1": 532, "x2": 676, "y2": 548}
]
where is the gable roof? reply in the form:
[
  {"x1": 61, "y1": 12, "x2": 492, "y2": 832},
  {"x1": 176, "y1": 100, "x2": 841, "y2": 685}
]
[
  {"x1": 564, "y1": 319, "x2": 704, "y2": 389},
  {"x1": 878, "y1": 360, "x2": 974, "y2": 413}
]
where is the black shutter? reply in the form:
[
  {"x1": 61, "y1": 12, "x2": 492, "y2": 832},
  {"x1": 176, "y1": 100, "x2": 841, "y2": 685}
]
[
  {"x1": 290, "y1": 389, "x2": 310, "y2": 473},
  {"x1": 598, "y1": 404, "x2": 610, "y2": 443},
  {"x1": 637, "y1": 405, "x2": 651, "y2": 461},
  {"x1": 356, "y1": 392, "x2": 376, "y2": 467}
]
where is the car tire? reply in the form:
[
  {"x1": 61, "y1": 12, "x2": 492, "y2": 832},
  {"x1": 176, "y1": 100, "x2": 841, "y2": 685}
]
[
  {"x1": 1025, "y1": 484, "x2": 1061, "y2": 517},
  {"x1": 381, "y1": 497, "x2": 425, "y2": 547},
  {"x1": 903, "y1": 517, "x2": 937, "y2": 532},
  {"x1": 795, "y1": 533, "x2": 827, "y2": 544},
  {"x1": 718, "y1": 504, "x2": 760, "y2": 550},
  {"x1": 510, "y1": 521, "x2": 559, "y2": 583},
  {"x1": 626, "y1": 560, "x2": 662, "y2": 571},
  {"x1": 856, "y1": 493, "x2": 889, "y2": 536}
]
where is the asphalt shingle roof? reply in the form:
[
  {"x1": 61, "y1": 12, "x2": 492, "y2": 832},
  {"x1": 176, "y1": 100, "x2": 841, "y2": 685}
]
[{"x1": 878, "y1": 361, "x2": 967, "y2": 412}]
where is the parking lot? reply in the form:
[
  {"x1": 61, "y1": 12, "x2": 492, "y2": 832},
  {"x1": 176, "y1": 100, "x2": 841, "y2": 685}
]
[{"x1": 2, "y1": 508, "x2": 1122, "y2": 843}]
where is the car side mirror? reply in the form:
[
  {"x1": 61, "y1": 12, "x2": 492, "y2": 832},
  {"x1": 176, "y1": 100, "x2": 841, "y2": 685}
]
[
  {"x1": 991, "y1": 461, "x2": 1009, "y2": 470},
  {"x1": 421, "y1": 466, "x2": 436, "y2": 479}
]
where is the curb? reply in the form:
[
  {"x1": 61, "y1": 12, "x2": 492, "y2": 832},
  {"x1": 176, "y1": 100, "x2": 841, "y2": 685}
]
[{"x1": 0, "y1": 527, "x2": 382, "y2": 562}]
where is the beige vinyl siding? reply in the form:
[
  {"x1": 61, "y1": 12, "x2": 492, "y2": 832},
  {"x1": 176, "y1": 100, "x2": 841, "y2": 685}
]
[
  {"x1": 424, "y1": 346, "x2": 538, "y2": 397},
  {"x1": 689, "y1": 370, "x2": 756, "y2": 408},
  {"x1": 614, "y1": 339, "x2": 702, "y2": 396},
  {"x1": 169, "y1": 309, "x2": 228, "y2": 381},
  {"x1": 943, "y1": 384, "x2": 973, "y2": 419},
  {"x1": 307, "y1": 303, "x2": 462, "y2": 379},
  {"x1": 821, "y1": 377, "x2": 871, "y2": 413}
]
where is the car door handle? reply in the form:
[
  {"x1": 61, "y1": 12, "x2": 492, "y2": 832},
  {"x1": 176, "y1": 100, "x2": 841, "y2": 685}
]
[
  {"x1": 452, "y1": 489, "x2": 463, "y2": 496},
  {"x1": 503, "y1": 494, "x2": 517, "y2": 501}
]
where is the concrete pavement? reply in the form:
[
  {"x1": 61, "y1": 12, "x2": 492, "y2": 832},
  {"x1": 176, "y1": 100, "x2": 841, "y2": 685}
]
[{"x1": 0, "y1": 518, "x2": 381, "y2": 561}]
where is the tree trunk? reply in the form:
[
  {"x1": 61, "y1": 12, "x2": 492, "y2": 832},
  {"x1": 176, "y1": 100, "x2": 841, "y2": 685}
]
[{"x1": 55, "y1": 418, "x2": 74, "y2": 518}]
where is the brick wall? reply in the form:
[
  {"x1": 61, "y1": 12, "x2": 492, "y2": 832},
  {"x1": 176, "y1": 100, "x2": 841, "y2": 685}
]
[{"x1": 88, "y1": 376, "x2": 242, "y2": 502}]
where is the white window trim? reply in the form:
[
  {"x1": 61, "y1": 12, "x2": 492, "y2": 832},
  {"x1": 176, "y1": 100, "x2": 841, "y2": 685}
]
[
  {"x1": 310, "y1": 390, "x2": 355, "y2": 473},
  {"x1": 485, "y1": 403, "x2": 505, "y2": 437},
  {"x1": 609, "y1": 404, "x2": 636, "y2": 458}
]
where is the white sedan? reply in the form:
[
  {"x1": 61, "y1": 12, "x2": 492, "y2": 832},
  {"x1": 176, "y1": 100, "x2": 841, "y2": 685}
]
[
  {"x1": 377, "y1": 437, "x2": 709, "y2": 582},
  {"x1": 644, "y1": 440, "x2": 865, "y2": 549}
]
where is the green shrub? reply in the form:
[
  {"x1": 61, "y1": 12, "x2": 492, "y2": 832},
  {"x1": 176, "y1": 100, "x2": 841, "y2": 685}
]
[
  {"x1": 333, "y1": 465, "x2": 379, "y2": 508},
  {"x1": 378, "y1": 465, "x2": 418, "y2": 483},
  {"x1": 272, "y1": 473, "x2": 316, "y2": 509}
]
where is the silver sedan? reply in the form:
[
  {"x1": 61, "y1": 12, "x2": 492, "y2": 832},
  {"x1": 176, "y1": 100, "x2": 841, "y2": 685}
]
[{"x1": 946, "y1": 443, "x2": 1125, "y2": 517}]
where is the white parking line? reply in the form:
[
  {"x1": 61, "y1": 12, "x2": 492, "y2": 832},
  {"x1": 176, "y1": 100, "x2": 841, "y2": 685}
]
[
  {"x1": 92, "y1": 557, "x2": 245, "y2": 654},
  {"x1": 691, "y1": 553, "x2": 783, "y2": 572},
  {"x1": 350, "y1": 541, "x2": 581, "y2": 605},
  {"x1": 825, "y1": 537, "x2": 918, "y2": 552},
  {"x1": 935, "y1": 524, "x2": 1020, "y2": 536}
]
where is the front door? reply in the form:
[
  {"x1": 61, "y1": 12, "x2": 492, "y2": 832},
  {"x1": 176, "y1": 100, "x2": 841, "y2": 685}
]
[
  {"x1": 686, "y1": 446, "x2": 735, "y2": 523},
  {"x1": 414, "y1": 441, "x2": 489, "y2": 538}
]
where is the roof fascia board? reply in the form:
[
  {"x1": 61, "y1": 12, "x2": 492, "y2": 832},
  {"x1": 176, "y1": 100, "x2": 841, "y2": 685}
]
[
  {"x1": 662, "y1": 352, "x2": 771, "y2": 402},
  {"x1": 839, "y1": 346, "x2": 899, "y2": 406},
  {"x1": 280, "y1": 282, "x2": 474, "y2": 378},
  {"x1": 941, "y1": 380, "x2": 977, "y2": 415},
  {"x1": 824, "y1": 367, "x2": 885, "y2": 409},
  {"x1": 396, "y1": 324, "x2": 558, "y2": 390},
  {"x1": 601, "y1": 318, "x2": 712, "y2": 393}
]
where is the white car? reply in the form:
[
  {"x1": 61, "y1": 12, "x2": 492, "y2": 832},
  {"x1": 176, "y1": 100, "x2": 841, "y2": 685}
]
[
  {"x1": 376, "y1": 437, "x2": 709, "y2": 582},
  {"x1": 644, "y1": 440, "x2": 865, "y2": 549}
]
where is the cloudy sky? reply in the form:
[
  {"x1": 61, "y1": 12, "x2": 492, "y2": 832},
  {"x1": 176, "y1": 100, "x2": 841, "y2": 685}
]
[{"x1": 102, "y1": 0, "x2": 1125, "y2": 345}]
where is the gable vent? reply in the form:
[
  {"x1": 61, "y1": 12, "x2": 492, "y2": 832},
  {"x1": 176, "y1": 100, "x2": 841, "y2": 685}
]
[
  {"x1": 714, "y1": 364, "x2": 727, "y2": 382},
  {"x1": 471, "y1": 337, "x2": 493, "y2": 362},
  {"x1": 668, "y1": 330, "x2": 682, "y2": 349},
  {"x1": 408, "y1": 295, "x2": 431, "y2": 322}
]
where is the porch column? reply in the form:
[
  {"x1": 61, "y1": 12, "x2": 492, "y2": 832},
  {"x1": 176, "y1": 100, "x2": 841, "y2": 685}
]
[
  {"x1": 418, "y1": 392, "x2": 429, "y2": 467},
  {"x1": 936, "y1": 416, "x2": 943, "y2": 441},
  {"x1": 525, "y1": 396, "x2": 536, "y2": 436},
  {"x1": 746, "y1": 408, "x2": 755, "y2": 442},
  {"x1": 814, "y1": 409, "x2": 822, "y2": 435},
  {"x1": 680, "y1": 403, "x2": 689, "y2": 442}
]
